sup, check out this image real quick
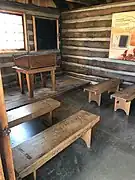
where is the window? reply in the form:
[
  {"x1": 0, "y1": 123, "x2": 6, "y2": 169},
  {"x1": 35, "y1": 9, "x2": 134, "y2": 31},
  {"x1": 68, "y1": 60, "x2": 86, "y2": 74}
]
[
  {"x1": 35, "y1": 17, "x2": 57, "y2": 50},
  {"x1": 0, "y1": 12, "x2": 25, "y2": 51}
]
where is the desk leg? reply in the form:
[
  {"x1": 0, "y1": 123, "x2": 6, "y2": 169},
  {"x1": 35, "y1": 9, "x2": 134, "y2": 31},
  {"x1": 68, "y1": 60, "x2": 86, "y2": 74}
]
[
  {"x1": 51, "y1": 70, "x2": 56, "y2": 91},
  {"x1": 26, "y1": 74, "x2": 34, "y2": 98},
  {"x1": 18, "y1": 72, "x2": 24, "y2": 94},
  {"x1": 40, "y1": 72, "x2": 46, "y2": 87}
]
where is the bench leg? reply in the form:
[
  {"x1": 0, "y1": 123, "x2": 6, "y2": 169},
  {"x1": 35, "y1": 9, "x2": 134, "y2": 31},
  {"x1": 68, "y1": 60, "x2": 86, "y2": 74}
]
[
  {"x1": 48, "y1": 111, "x2": 53, "y2": 125},
  {"x1": 40, "y1": 72, "x2": 46, "y2": 87},
  {"x1": 51, "y1": 69, "x2": 56, "y2": 91},
  {"x1": 18, "y1": 72, "x2": 24, "y2": 94},
  {"x1": 33, "y1": 171, "x2": 36, "y2": 180},
  {"x1": 26, "y1": 74, "x2": 34, "y2": 98},
  {"x1": 81, "y1": 129, "x2": 92, "y2": 148},
  {"x1": 88, "y1": 92, "x2": 101, "y2": 106},
  {"x1": 114, "y1": 97, "x2": 131, "y2": 116}
]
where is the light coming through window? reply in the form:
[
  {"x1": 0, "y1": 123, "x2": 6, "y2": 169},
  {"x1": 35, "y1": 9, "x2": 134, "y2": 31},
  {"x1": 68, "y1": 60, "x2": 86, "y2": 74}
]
[{"x1": 0, "y1": 12, "x2": 24, "y2": 51}]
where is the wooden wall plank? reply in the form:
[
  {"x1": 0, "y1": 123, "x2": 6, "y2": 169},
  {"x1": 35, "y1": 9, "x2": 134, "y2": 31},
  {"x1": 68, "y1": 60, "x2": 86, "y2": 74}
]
[
  {"x1": 62, "y1": 48, "x2": 109, "y2": 58},
  {"x1": 61, "y1": 1, "x2": 135, "y2": 84},
  {"x1": 62, "y1": 20, "x2": 112, "y2": 29},
  {"x1": 0, "y1": 156, "x2": 5, "y2": 180},
  {"x1": 62, "y1": 40, "x2": 110, "y2": 49},
  {"x1": 62, "y1": 31, "x2": 111, "y2": 38},
  {"x1": 62, "y1": 56, "x2": 135, "y2": 72},
  {"x1": 63, "y1": 62, "x2": 135, "y2": 83},
  {"x1": 0, "y1": 71, "x2": 16, "y2": 180},
  {"x1": 61, "y1": 1, "x2": 135, "y2": 20}
]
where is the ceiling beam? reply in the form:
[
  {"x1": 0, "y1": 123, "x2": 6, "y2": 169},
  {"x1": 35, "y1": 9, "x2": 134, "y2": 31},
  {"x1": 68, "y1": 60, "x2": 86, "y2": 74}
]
[{"x1": 65, "y1": 0, "x2": 90, "y2": 5}]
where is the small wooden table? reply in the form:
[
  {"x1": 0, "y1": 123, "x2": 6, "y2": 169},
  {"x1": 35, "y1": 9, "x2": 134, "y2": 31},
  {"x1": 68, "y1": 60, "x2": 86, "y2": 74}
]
[{"x1": 13, "y1": 66, "x2": 56, "y2": 98}]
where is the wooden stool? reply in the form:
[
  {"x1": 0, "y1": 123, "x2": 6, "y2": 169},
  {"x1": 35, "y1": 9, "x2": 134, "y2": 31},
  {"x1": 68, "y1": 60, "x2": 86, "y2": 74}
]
[
  {"x1": 84, "y1": 78, "x2": 121, "y2": 106},
  {"x1": 111, "y1": 85, "x2": 135, "y2": 116},
  {"x1": 13, "y1": 66, "x2": 56, "y2": 98}
]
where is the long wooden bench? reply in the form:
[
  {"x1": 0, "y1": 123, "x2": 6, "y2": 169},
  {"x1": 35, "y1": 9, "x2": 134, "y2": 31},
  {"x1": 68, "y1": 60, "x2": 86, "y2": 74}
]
[
  {"x1": 7, "y1": 98, "x2": 60, "y2": 128},
  {"x1": 111, "y1": 85, "x2": 135, "y2": 115},
  {"x1": 84, "y1": 78, "x2": 121, "y2": 106},
  {"x1": 12, "y1": 110, "x2": 99, "y2": 180}
]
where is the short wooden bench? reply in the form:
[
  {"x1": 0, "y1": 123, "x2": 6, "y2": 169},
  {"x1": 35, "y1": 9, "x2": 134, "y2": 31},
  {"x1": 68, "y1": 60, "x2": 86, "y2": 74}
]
[
  {"x1": 84, "y1": 78, "x2": 121, "y2": 106},
  {"x1": 12, "y1": 110, "x2": 99, "y2": 180},
  {"x1": 7, "y1": 98, "x2": 60, "y2": 128},
  {"x1": 111, "y1": 85, "x2": 135, "y2": 115}
]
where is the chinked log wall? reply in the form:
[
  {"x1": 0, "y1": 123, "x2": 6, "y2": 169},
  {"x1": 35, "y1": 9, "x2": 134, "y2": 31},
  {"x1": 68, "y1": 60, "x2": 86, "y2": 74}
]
[
  {"x1": 61, "y1": 1, "x2": 135, "y2": 85},
  {"x1": 0, "y1": 1, "x2": 61, "y2": 87}
]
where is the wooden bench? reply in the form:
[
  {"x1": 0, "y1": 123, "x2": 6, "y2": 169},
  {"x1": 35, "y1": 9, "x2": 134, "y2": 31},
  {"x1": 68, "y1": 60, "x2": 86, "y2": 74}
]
[
  {"x1": 12, "y1": 110, "x2": 99, "y2": 180},
  {"x1": 84, "y1": 78, "x2": 121, "y2": 106},
  {"x1": 7, "y1": 98, "x2": 60, "y2": 128},
  {"x1": 111, "y1": 85, "x2": 135, "y2": 115}
]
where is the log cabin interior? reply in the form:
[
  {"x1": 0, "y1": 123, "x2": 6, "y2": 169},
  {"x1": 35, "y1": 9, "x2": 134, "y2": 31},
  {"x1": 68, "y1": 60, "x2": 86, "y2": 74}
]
[{"x1": 1, "y1": 0, "x2": 135, "y2": 179}]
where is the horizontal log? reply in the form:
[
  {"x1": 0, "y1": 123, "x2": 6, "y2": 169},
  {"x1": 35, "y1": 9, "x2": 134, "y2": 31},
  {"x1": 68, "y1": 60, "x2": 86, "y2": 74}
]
[
  {"x1": 0, "y1": 62, "x2": 14, "y2": 68},
  {"x1": 62, "y1": 56, "x2": 135, "y2": 72},
  {"x1": 26, "y1": 14, "x2": 32, "y2": 21},
  {"x1": 62, "y1": 20, "x2": 112, "y2": 29},
  {"x1": 62, "y1": 62, "x2": 135, "y2": 83},
  {"x1": 62, "y1": 40, "x2": 110, "y2": 49},
  {"x1": 62, "y1": 31, "x2": 111, "y2": 38},
  {"x1": 27, "y1": 24, "x2": 33, "y2": 31},
  {"x1": 62, "y1": 27, "x2": 111, "y2": 33},
  {"x1": 1, "y1": 67, "x2": 15, "y2": 75},
  {"x1": 63, "y1": 46, "x2": 109, "y2": 52},
  {"x1": 66, "y1": 71, "x2": 108, "y2": 82},
  {"x1": 62, "y1": 38, "x2": 110, "y2": 42},
  {"x1": 62, "y1": 1, "x2": 135, "y2": 20},
  {"x1": 62, "y1": 48, "x2": 109, "y2": 58},
  {"x1": 27, "y1": 20, "x2": 33, "y2": 24},
  {"x1": 29, "y1": 35, "x2": 34, "y2": 41},
  {"x1": 63, "y1": 15, "x2": 112, "y2": 24},
  {"x1": 65, "y1": 71, "x2": 133, "y2": 86},
  {"x1": 2, "y1": 73, "x2": 16, "y2": 84},
  {"x1": 0, "y1": 1, "x2": 60, "y2": 18}
]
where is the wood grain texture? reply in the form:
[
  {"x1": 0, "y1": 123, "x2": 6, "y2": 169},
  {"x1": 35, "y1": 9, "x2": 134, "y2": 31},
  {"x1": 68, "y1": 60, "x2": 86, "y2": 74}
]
[
  {"x1": 62, "y1": 40, "x2": 110, "y2": 49},
  {"x1": 7, "y1": 98, "x2": 60, "y2": 128},
  {"x1": 62, "y1": 20, "x2": 112, "y2": 29},
  {"x1": 0, "y1": 1, "x2": 59, "y2": 18},
  {"x1": 12, "y1": 110, "x2": 99, "y2": 179},
  {"x1": 62, "y1": 31, "x2": 111, "y2": 38},
  {"x1": 62, "y1": 62, "x2": 135, "y2": 83},
  {"x1": 0, "y1": 156, "x2": 5, "y2": 180},
  {"x1": 62, "y1": 56, "x2": 135, "y2": 72},
  {"x1": 84, "y1": 78, "x2": 121, "y2": 94},
  {"x1": 0, "y1": 71, "x2": 16, "y2": 180},
  {"x1": 62, "y1": 48, "x2": 109, "y2": 58},
  {"x1": 61, "y1": 1, "x2": 135, "y2": 85},
  {"x1": 112, "y1": 85, "x2": 135, "y2": 102},
  {"x1": 61, "y1": 1, "x2": 135, "y2": 20}
]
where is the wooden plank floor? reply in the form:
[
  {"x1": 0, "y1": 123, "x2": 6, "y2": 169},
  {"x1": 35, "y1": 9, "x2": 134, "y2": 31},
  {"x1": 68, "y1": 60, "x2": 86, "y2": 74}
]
[{"x1": 4, "y1": 75, "x2": 89, "y2": 111}]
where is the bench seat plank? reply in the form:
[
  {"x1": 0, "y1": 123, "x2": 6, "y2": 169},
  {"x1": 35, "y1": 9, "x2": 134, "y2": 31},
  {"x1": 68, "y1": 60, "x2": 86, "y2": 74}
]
[
  {"x1": 84, "y1": 78, "x2": 121, "y2": 106},
  {"x1": 111, "y1": 85, "x2": 135, "y2": 101},
  {"x1": 7, "y1": 98, "x2": 60, "y2": 128},
  {"x1": 12, "y1": 110, "x2": 99, "y2": 179},
  {"x1": 84, "y1": 78, "x2": 121, "y2": 94},
  {"x1": 111, "y1": 85, "x2": 135, "y2": 115}
]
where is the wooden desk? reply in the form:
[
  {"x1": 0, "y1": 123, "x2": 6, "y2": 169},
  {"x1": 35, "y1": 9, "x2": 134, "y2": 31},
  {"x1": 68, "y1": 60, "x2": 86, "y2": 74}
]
[{"x1": 13, "y1": 66, "x2": 56, "y2": 98}]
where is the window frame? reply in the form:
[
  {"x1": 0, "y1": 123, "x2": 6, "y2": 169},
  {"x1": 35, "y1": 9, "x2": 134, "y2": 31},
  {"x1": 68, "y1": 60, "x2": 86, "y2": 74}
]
[
  {"x1": 0, "y1": 10, "x2": 28, "y2": 54},
  {"x1": 32, "y1": 15, "x2": 59, "y2": 52}
]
